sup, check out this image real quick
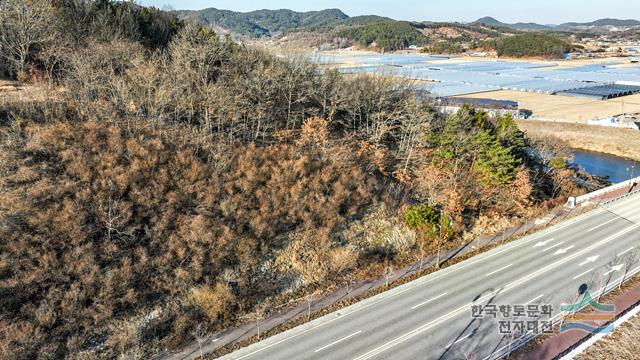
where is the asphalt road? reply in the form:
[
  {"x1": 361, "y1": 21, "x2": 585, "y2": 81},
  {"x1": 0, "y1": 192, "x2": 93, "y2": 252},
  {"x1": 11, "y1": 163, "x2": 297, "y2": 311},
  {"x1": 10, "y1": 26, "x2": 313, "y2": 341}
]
[{"x1": 219, "y1": 193, "x2": 640, "y2": 360}]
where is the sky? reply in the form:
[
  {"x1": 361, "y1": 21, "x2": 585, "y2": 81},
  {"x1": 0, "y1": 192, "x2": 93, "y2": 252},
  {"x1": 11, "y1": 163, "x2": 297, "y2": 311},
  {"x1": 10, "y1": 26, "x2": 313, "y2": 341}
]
[{"x1": 139, "y1": 0, "x2": 640, "y2": 24}]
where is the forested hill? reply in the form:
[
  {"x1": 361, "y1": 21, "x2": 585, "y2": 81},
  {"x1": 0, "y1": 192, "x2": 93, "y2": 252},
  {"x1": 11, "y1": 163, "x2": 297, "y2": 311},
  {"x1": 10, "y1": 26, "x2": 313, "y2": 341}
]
[
  {"x1": 175, "y1": 8, "x2": 353, "y2": 37},
  {"x1": 474, "y1": 17, "x2": 552, "y2": 31},
  {"x1": 560, "y1": 18, "x2": 640, "y2": 27}
]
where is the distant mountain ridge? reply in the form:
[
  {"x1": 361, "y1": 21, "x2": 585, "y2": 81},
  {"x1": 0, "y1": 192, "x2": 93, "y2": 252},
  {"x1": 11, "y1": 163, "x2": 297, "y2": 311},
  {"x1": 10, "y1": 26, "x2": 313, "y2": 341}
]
[
  {"x1": 474, "y1": 17, "x2": 552, "y2": 31},
  {"x1": 473, "y1": 16, "x2": 640, "y2": 31},
  {"x1": 560, "y1": 18, "x2": 640, "y2": 26},
  {"x1": 175, "y1": 8, "x2": 390, "y2": 37},
  {"x1": 474, "y1": 16, "x2": 640, "y2": 31},
  {"x1": 558, "y1": 18, "x2": 640, "y2": 28},
  {"x1": 174, "y1": 7, "x2": 640, "y2": 39}
]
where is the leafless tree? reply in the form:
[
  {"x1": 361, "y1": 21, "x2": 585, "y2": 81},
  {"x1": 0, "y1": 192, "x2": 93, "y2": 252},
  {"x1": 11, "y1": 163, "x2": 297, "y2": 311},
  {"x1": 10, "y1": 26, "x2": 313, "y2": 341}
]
[
  {"x1": 279, "y1": 51, "x2": 316, "y2": 130},
  {"x1": 620, "y1": 248, "x2": 640, "y2": 289},
  {"x1": 255, "y1": 305, "x2": 264, "y2": 339},
  {"x1": 305, "y1": 290, "x2": 320, "y2": 320},
  {"x1": 414, "y1": 240, "x2": 428, "y2": 272},
  {"x1": 384, "y1": 263, "x2": 394, "y2": 288},
  {"x1": 98, "y1": 189, "x2": 131, "y2": 243},
  {"x1": 192, "y1": 323, "x2": 209, "y2": 360},
  {"x1": 0, "y1": 0, "x2": 56, "y2": 78}
]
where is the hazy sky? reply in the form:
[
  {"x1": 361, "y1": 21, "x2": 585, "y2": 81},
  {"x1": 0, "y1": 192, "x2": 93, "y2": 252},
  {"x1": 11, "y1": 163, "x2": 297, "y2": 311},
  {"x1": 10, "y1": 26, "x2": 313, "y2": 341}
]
[{"x1": 140, "y1": 0, "x2": 640, "y2": 24}]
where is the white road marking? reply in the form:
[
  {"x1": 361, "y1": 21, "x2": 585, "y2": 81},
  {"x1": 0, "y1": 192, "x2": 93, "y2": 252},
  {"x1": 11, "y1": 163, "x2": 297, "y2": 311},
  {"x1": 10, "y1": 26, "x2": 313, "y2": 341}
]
[
  {"x1": 486, "y1": 264, "x2": 513, "y2": 277},
  {"x1": 447, "y1": 333, "x2": 473, "y2": 348},
  {"x1": 578, "y1": 255, "x2": 600, "y2": 266},
  {"x1": 225, "y1": 209, "x2": 620, "y2": 360},
  {"x1": 542, "y1": 241, "x2": 565, "y2": 252},
  {"x1": 230, "y1": 285, "x2": 415, "y2": 360},
  {"x1": 352, "y1": 226, "x2": 637, "y2": 360},
  {"x1": 603, "y1": 264, "x2": 625, "y2": 276},
  {"x1": 573, "y1": 268, "x2": 594, "y2": 280},
  {"x1": 619, "y1": 247, "x2": 635, "y2": 257},
  {"x1": 315, "y1": 331, "x2": 362, "y2": 353},
  {"x1": 553, "y1": 246, "x2": 575, "y2": 255},
  {"x1": 587, "y1": 218, "x2": 617, "y2": 232},
  {"x1": 411, "y1": 293, "x2": 449, "y2": 310},
  {"x1": 525, "y1": 294, "x2": 544, "y2": 305},
  {"x1": 533, "y1": 238, "x2": 557, "y2": 248}
]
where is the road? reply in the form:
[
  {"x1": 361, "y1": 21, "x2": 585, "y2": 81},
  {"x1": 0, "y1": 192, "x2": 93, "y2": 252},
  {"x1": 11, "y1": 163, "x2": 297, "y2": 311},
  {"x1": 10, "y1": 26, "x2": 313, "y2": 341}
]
[{"x1": 219, "y1": 193, "x2": 640, "y2": 360}]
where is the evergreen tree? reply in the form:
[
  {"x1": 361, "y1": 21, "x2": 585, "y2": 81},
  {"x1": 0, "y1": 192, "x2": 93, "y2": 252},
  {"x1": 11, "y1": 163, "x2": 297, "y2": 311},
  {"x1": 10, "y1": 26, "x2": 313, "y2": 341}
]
[
  {"x1": 495, "y1": 113, "x2": 526, "y2": 159},
  {"x1": 473, "y1": 130, "x2": 519, "y2": 185}
]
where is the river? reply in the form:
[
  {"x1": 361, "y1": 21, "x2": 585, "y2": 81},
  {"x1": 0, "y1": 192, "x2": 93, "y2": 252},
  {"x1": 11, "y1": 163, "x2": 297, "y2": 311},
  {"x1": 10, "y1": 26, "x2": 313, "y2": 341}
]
[{"x1": 572, "y1": 149, "x2": 638, "y2": 184}]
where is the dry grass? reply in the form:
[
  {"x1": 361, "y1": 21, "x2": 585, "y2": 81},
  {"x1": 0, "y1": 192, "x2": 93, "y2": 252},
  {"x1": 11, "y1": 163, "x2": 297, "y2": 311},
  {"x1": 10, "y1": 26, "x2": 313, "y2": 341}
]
[
  {"x1": 0, "y1": 78, "x2": 61, "y2": 103},
  {"x1": 574, "y1": 312, "x2": 640, "y2": 360},
  {"x1": 517, "y1": 120, "x2": 640, "y2": 161},
  {"x1": 462, "y1": 90, "x2": 640, "y2": 123}
]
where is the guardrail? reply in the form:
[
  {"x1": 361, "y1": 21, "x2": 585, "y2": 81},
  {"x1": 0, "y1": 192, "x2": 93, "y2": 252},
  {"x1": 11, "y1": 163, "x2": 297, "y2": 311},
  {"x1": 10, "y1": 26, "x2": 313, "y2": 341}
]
[
  {"x1": 568, "y1": 176, "x2": 640, "y2": 208},
  {"x1": 601, "y1": 187, "x2": 640, "y2": 206}
]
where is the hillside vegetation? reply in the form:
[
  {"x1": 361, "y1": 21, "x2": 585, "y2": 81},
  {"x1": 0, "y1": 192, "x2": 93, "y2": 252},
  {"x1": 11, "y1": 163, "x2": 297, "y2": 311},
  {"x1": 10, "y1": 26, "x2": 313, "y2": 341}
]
[
  {"x1": 474, "y1": 17, "x2": 552, "y2": 31},
  {"x1": 561, "y1": 18, "x2": 640, "y2": 27},
  {"x1": 338, "y1": 21, "x2": 428, "y2": 51},
  {"x1": 0, "y1": 1, "x2": 591, "y2": 359},
  {"x1": 176, "y1": 8, "x2": 351, "y2": 37},
  {"x1": 496, "y1": 33, "x2": 572, "y2": 58}
]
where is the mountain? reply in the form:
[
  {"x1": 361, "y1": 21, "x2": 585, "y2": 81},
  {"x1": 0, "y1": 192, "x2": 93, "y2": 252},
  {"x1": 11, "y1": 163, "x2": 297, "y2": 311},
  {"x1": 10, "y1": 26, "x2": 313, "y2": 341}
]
[
  {"x1": 474, "y1": 17, "x2": 552, "y2": 31},
  {"x1": 511, "y1": 22, "x2": 554, "y2": 31},
  {"x1": 474, "y1": 16, "x2": 506, "y2": 27},
  {"x1": 474, "y1": 16, "x2": 640, "y2": 32},
  {"x1": 562, "y1": 19, "x2": 640, "y2": 27},
  {"x1": 174, "y1": 7, "x2": 640, "y2": 41},
  {"x1": 558, "y1": 18, "x2": 640, "y2": 29},
  {"x1": 175, "y1": 8, "x2": 352, "y2": 37}
]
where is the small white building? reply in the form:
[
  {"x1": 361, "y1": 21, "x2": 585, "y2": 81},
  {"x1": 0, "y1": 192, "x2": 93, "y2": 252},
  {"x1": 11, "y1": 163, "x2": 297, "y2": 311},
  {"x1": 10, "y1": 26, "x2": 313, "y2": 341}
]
[
  {"x1": 587, "y1": 116, "x2": 640, "y2": 130},
  {"x1": 435, "y1": 97, "x2": 530, "y2": 119}
]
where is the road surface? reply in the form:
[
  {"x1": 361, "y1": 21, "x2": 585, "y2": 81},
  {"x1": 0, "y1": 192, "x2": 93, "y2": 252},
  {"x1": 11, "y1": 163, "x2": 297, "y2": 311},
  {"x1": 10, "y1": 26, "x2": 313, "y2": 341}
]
[{"x1": 219, "y1": 193, "x2": 640, "y2": 360}]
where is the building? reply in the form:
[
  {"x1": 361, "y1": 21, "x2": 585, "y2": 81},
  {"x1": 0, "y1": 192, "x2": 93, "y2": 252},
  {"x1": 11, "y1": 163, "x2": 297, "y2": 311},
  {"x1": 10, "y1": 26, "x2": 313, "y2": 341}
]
[
  {"x1": 587, "y1": 116, "x2": 640, "y2": 130},
  {"x1": 435, "y1": 97, "x2": 530, "y2": 119},
  {"x1": 555, "y1": 84, "x2": 640, "y2": 100}
]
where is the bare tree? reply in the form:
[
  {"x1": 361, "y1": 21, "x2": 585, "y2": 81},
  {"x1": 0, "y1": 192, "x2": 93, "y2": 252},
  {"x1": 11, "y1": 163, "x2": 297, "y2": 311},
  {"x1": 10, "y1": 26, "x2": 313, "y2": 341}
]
[
  {"x1": 0, "y1": 0, "x2": 56, "y2": 79},
  {"x1": 100, "y1": 192, "x2": 130, "y2": 242},
  {"x1": 414, "y1": 240, "x2": 428, "y2": 272},
  {"x1": 384, "y1": 263, "x2": 394, "y2": 288},
  {"x1": 255, "y1": 305, "x2": 264, "y2": 339},
  {"x1": 620, "y1": 248, "x2": 640, "y2": 289},
  {"x1": 305, "y1": 290, "x2": 320, "y2": 320},
  {"x1": 192, "y1": 323, "x2": 209, "y2": 360},
  {"x1": 279, "y1": 51, "x2": 316, "y2": 130},
  {"x1": 345, "y1": 273, "x2": 356, "y2": 301}
]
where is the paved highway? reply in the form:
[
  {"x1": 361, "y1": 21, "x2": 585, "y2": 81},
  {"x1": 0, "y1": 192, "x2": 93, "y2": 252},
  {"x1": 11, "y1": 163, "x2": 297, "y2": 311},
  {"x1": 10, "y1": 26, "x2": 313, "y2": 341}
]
[{"x1": 219, "y1": 193, "x2": 640, "y2": 360}]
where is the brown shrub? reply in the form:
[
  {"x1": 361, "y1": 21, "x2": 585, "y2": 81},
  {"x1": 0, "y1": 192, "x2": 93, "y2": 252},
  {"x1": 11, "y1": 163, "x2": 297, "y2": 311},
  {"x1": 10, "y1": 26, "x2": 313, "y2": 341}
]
[
  {"x1": 190, "y1": 283, "x2": 236, "y2": 322},
  {"x1": 0, "y1": 120, "x2": 392, "y2": 358}
]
